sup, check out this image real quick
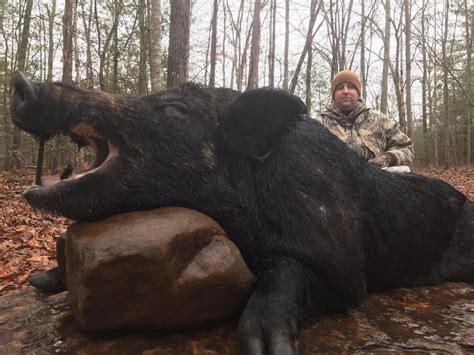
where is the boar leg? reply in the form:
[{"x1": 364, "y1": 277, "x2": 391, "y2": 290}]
[
  {"x1": 28, "y1": 234, "x2": 67, "y2": 293},
  {"x1": 238, "y1": 257, "x2": 348, "y2": 355}
]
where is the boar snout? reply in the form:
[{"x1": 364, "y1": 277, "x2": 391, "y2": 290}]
[{"x1": 10, "y1": 71, "x2": 36, "y2": 114}]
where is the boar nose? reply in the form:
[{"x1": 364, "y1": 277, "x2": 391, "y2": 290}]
[{"x1": 10, "y1": 71, "x2": 36, "y2": 113}]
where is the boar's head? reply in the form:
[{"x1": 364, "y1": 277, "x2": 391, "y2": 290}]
[{"x1": 10, "y1": 72, "x2": 305, "y2": 222}]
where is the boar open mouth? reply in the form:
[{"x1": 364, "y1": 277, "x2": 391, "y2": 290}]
[
  {"x1": 68, "y1": 122, "x2": 118, "y2": 178},
  {"x1": 29, "y1": 121, "x2": 118, "y2": 189},
  {"x1": 9, "y1": 71, "x2": 119, "y2": 190}
]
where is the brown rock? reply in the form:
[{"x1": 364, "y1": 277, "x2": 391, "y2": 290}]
[{"x1": 65, "y1": 207, "x2": 255, "y2": 331}]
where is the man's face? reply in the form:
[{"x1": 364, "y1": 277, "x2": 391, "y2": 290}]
[{"x1": 333, "y1": 82, "x2": 359, "y2": 113}]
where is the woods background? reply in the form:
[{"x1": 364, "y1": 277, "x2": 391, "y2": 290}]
[{"x1": 0, "y1": 0, "x2": 472, "y2": 172}]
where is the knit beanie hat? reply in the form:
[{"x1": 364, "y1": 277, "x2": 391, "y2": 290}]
[{"x1": 331, "y1": 70, "x2": 361, "y2": 98}]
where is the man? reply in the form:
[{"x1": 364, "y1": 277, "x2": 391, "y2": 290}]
[{"x1": 316, "y1": 70, "x2": 413, "y2": 168}]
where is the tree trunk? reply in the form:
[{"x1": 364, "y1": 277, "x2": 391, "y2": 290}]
[
  {"x1": 62, "y1": 0, "x2": 75, "y2": 85},
  {"x1": 360, "y1": 0, "x2": 366, "y2": 100},
  {"x1": 73, "y1": 6, "x2": 81, "y2": 84},
  {"x1": 47, "y1": 0, "x2": 57, "y2": 81},
  {"x1": 227, "y1": 1, "x2": 238, "y2": 89},
  {"x1": 247, "y1": 0, "x2": 261, "y2": 90},
  {"x1": 431, "y1": 2, "x2": 439, "y2": 166},
  {"x1": 38, "y1": 8, "x2": 46, "y2": 80},
  {"x1": 167, "y1": 0, "x2": 190, "y2": 88},
  {"x1": 306, "y1": 42, "x2": 312, "y2": 112},
  {"x1": 60, "y1": 0, "x2": 76, "y2": 172},
  {"x1": 94, "y1": 0, "x2": 103, "y2": 88},
  {"x1": 17, "y1": 0, "x2": 33, "y2": 73},
  {"x1": 289, "y1": 0, "x2": 320, "y2": 94},
  {"x1": 283, "y1": 0, "x2": 289, "y2": 90},
  {"x1": 112, "y1": 1, "x2": 119, "y2": 93},
  {"x1": 321, "y1": 0, "x2": 354, "y2": 76},
  {"x1": 13, "y1": 0, "x2": 34, "y2": 170},
  {"x1": 81, "y1": 0, "x2": 94, "y2": 88},
  {"x1": 340, "y1": 0, "x2": 354, "y2": 70},
  {"x1": 236, "y1": 5, "x2": 252, "y2": 91},
  {"x1": 421, "y1": 0, "x2": 428, "y2": 164},
  {"x1": 326, "y1": 0, "x2": 338, "y2": 75},
  {"x1": 149, "y1": 0, "x2": 162, "y2": 92},
  {"x1": 268, "y1": 0, "x2": 276, "y2": 88},
  {"x1": 222, "y1": 0, "x2": 227, "y2": 87},
  {"x1": 138, "y1": 0, "x2": 148, "y2": 94},
  {"x1": 96, "y1": 0, "x2": 123, "y2": 91},
  {"x1": 380, "y1": 0, "x2": 390, "y2": 114},
  {"x1": 1, "y1": 2, "x2": 11, "y2": 170},
  {"x1": 208, "y1": 0, "x2": 218, "y2": 88},
  {"x1": 464, "y1": 0, "x2": 472, "y2": 168},
  {"x1": 404, "y1": 0, "x2": 412, "y2": 137},
  {"x1": 390, "y1": 8, "x2": 406, "y2": 132},
  {"x1": 442, "y1": 0, "x2": 450, "y2": 168}
]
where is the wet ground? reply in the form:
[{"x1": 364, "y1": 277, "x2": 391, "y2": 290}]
[{"x1": 1, "y1": 282, "x2": 474, "y2": 354}]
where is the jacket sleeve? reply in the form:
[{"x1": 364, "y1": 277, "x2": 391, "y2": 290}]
[
  {"x1": 382, "y1": 116, "x2": 414, "y2": 166},
  {"x1": 314, "y1": 113, "x2": 325, "y2": 125}
]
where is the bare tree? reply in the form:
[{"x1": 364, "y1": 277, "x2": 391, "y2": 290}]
[
  {"x1": 38, "y1": 3, "x2": 47, "y2": 80},
  {"x1": 283, "y1": 0, "x2": 289, "y2": 90},
  {"x1": 149, "y1": 0, "x2": 162, "y2": 92},
  {"x1": 1, "y1": 0, "x2": 473, "y2": 171},
  {"x1": 268, "y1": 0, "x2": 276, "y2": 88},
  {"x1": 360, "y1": 0, "x2": 366, "y2": 100},
  {"x1": 389, "y1": 2, "x2": 406, "y2": 132},
  {"x1": 62, "y1": 0, "x2": 75, "y2": 85},
  {"x1": 80, "y1": 0, "x2": 94, "y2": 88},
  {"x1": 12, "y1": 0, "x2": 34, "y2": 170},
  {"x1": 227, "y1": 0, "x2": 252, "y2": 91},
  {"x1": 222, "y1": 0, "x2": 227, "y2": 87},
  {"x1": 420, "y1": 0, "x2": 428, "y2": 164},
  {"x1": 442, "y1": 0, "x2": 450, "y2": 167},
  {"x1": 46, "y1": 0, "x2": 56, "y2": 82},
  {"x1": 432, "y1": 2, "x2": 439, "y2": 166},
  {"x1": 306, "y1": 42, "x2": 313, "y2": 112},
  {"x1": 209, "y1": 0, "x2": 219, "y2": 88},
  {"x1": 167, "y1": 0, "x2": 191, "y2": 88},
  {"x1": 17, "y1": 0, "x2": 33, "y2": 73},
  {"x1": 322, "y1": 0, "x2": 354, "y2": 75},
  {"x1": 289, "y1": 0, "x2": 321, "y2": 93},
  {"x1": 46, "y1": 0, "x2": 76, "y2": 173},
  {"x1": 247, "y1": 0, "x2": 261, "y2": 89},
  {"x1": 73, "y1": 1, "x2": 81, "y2": 84},
  {"x1": 112, "y1": 0, "x2": 120, "y2": 93},
  {"x1": 204, "y1": 14, "x2": 212, "y2": 85},
  {"x1": 464, "y1": 0, "x2": 472, "y2": 167},
  {"x1": 380, "y1": 0, "x2": 391, "y2": 114},
  {"x1": 1, "y1": 1, "x2": 12, "y2": 170},
  {"x1": 138, "y1": 0, "x2": 147, "y2": 94},
  {"x1": 404, "y1": 0, "x2": 412, "y2": 137},
  {"x1": 95, "y1": 0, "x2": 123, "y2": 90}
]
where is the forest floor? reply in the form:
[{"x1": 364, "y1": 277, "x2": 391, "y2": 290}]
[{"x1": 1, "y1": 167, "x2": 473, "y2": 296}]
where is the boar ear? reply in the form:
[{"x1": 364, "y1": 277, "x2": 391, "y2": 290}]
[{"x1": 218, "y1": 88, "x2": 307, "y2": 161}]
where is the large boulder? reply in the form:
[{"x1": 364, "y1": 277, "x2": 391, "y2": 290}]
[{"x1": 65, "y1": 207, "x2": 255, "y2": 330}]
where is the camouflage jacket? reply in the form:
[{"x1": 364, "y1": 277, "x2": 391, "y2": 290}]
[{"x1": 315, "y1": 100, "x2": 414, "y2": 166}]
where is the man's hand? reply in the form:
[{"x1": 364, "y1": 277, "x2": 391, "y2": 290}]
[{"x1": 369, "y1": 153, "x2": 395, "y2": 168}]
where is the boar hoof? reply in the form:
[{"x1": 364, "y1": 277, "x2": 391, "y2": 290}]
[{"x1": 28, "y1": 267, "x2": 66, "y2": 294}]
